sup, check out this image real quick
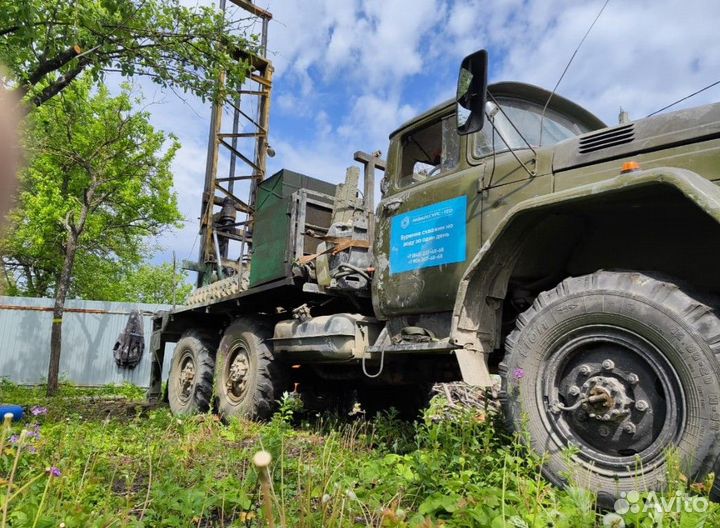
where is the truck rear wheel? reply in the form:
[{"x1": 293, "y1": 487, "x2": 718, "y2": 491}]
[
  {"x1": 500, "y1": 271, "x2": 720, "y2": 505},
  {"x1": 214, "y1": 319, "x2": 286, "y2": 420},
  {"x1": 168, "y1": 330, "x2": 215, "y2": 416}
]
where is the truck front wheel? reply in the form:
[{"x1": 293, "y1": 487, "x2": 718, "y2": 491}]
[
  {"x1": 214, "y1": 319, "x2": 286, "y2": 420},
  {"x1": 168, "y1": 330, "x2": 216, "y2": 416},
  {"x1": 501, "y1": 271, "x2": 720, "y2": 504}
]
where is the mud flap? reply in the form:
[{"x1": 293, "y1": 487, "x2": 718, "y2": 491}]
[{"x1": 455, "y1": 348, "x2": 492, "y2": 387}]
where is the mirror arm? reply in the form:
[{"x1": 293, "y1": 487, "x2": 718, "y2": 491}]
[
  {"x1": 487, "y1": 92, "x2": 536, "y2": 156},
  {"x1": 487, "y1": 116, "x2": 537, "y2": 179}
]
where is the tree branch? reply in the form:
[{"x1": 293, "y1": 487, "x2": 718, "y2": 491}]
[
  {"x1": 27, "y1": 46, "x2": 81, "y2": 86},
  {"x1": 32, "y1": 57, "x2": 90, "y2": 106}
]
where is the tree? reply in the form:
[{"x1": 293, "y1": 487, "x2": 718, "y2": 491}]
[
  {"x1": 1, "y1": 79, "x2": 182, "y2": 395},
  {"x1": 0, "y1": 0, "x2": 255, "y2": 107}
]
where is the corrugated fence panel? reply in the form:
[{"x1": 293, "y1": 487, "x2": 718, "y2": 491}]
[{"x1": 0, "y1": 296, "x2": 175, "y2": 387}]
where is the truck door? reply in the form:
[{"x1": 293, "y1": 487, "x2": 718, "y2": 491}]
[{"x1": 373, "y1": 109, "x2": 484, "y2": 318}]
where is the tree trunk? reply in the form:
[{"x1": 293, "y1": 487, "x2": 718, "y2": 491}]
[{"x1": 46, "y1": 231, "x2": 79, "y2": 396}]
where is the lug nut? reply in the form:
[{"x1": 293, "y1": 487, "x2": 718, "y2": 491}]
[
  {"x1": 601, "y1": 359, "x2": 615, "y2": 371},
  {"x1": 599, "y1": 425, "x2": 610, "y2": 437},
  {"x1": 568, "y1": 385, "x2": 580, "y2": 397},
  {"x1": 628, "y1": 373, "x2": 639, "y2": 385},
  {"x1": 622, "y1": 422, "x2": 637, "y2": 435},
  {"x1": 579, "y1": 365, "x2": 591, "y2": 376},
  {"x1": 635, "y1": 400, "x2": 649, "y2": 412}
]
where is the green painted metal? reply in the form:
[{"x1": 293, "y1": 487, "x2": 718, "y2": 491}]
[
  {"x1": 249, "y1": 169, "x2": 336, "y2": 287},
  {"x1": 373, "y1": 82, "x2": 720, "y2": 319}
]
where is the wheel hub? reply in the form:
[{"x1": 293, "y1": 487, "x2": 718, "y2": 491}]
[
  {"x1": 178, "y1": 356, "x2": 196, "y2": 401},
  {"x1": 542, "y1": 326, "x2": 683, "y2": 471},
  {"x1": 226, "y1": 348, "x2": 250, "y2": 400},
  {"x1": 578, "y1": 375, "x2": 634, "y2": 421}
]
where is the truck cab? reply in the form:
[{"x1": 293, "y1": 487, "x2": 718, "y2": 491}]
[{"x1": 373, "y1": 81, "x2": 604, "y2": 319}]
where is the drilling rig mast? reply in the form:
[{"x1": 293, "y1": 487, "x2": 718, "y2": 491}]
[{"x1": 185, "y1": 0, "x2": 273, "y2": 297}]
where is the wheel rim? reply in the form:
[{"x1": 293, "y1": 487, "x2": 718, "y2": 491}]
[
  {"x1": 225, "y1": 342, "x2": 251, "y2": 403},
  {"x1": 539, "y1": 324, "x2": 686, "y2": 476},
  {"x1": 177, "y1": 351, "x2": 196, "y2": 404}
]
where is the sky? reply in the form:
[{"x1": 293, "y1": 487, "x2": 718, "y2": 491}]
[{"x1": 135, "y1": 0, "x2": 720, "y2": 276}]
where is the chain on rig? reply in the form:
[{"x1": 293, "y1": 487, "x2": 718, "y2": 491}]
[{"x1": 183, "y1": 0, "x2": 273, "y2": 302}]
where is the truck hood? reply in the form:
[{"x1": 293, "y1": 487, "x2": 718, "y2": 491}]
[{"x1": 553, "y1": 101, "x2": 720, "y2": 172}]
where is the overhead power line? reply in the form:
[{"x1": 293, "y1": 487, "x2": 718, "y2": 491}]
[
  {"x1": 539, "y1": 0, "x2": 611, "y2": 145},
  {"x1": 647, "y1": 79, "x2": 720, "y2": 117}
]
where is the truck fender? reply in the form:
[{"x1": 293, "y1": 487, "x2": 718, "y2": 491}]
[{"x1": 450, "y1": 166, "x2": 720, "y2": 386}]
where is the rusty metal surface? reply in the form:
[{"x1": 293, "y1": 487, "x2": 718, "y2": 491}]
[{"x1": 0, "y1": 296, "x2": 173, "y2": 387}]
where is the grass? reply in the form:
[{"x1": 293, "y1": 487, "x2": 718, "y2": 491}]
[{"x1": 1, "y1": 380, "x2": 718, "y2": 527}]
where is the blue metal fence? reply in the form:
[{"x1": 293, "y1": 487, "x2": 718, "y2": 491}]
[{"x1": 0, "y1": 296, "x2": 174, "y2": 387}]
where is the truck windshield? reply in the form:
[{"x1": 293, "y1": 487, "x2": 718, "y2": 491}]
[{"x1": 476, "y1": 97, "x2": 592, "y2": 157}]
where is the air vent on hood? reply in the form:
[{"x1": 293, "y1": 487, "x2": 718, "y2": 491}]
[{"x1": 578, "y1": 124, "x2": 634, "y2": 154}]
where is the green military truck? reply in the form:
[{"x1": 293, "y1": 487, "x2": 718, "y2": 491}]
[{"x1": 150, "y1": 49, "x2": 720, "y2": 501}]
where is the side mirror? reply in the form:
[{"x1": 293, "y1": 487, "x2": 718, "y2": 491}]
[{"x1": 456, "y1": 49, "x2": 488, "y2": 135}]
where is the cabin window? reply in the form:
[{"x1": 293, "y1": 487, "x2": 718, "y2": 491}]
[
  {"x1": 398, "y1": 115, "x2": 459, "y2": 188},
  {"x1": 475, "y1": 98, "x2": 592, "y2": 158}
]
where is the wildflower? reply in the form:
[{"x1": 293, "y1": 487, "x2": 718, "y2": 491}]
[
  {"x1": 31, "y1": 406, "x2": 48, "y2": 416},
  {"x1": 26, "y1": 428, "x2": 40, "y2": 440},
  {"x1": 512, "y1": 367, "x2": 525, "y2": 380},
  {"x1": 346, "y1": 489, "x2": 357, "y2": 501},
  {"x1": 26, "y1": 445, "x2": 37, "y2": 454},
  {"x1": 8, "y1": 434, "x2": 18, "y2": 444},
  {"x1": 321, "y1": 494, "x2": 331, "y2": 504},
  {"x1": 47, "y1": 466, "x2": 61, "y2": 478}
]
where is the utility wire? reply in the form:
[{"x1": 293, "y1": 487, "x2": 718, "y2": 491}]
[
  {"x1": 539, "y1": 0, "x2": 611, "y2": 145},
  {"x1": 646, "y1": 79, "x2": 720, "y2": 117}
]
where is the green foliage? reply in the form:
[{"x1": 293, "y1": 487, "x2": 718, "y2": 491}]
[
  {"x1": 1, "y1": 78, "x2": 182, "y2": 302},
  {"x1": 276, "y1": 391, "x2": 305, "y2": 425},
  {"x1": 0, "y1": 0, "x2": 255, "y2": 107},
  {"x1": 1, "y1": 383, "x2": 718, "y2": 527},
  {"x1": 75, "y1": 262, "x2": 193, "y2": 305}
]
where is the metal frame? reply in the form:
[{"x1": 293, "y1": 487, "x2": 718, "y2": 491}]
[
  {"x1": 291, "y1": 189, "x2": 334, "y2": 262},
  {"x1": 193, "y1": 0, "x2": 274, "y2": 287}
]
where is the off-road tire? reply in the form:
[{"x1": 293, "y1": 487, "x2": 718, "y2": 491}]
[
  {"x1": 214, "y1": 319, "x2": 287, "y2": 420},
  {"x1": 168, "y1": 330, "x2": 215, "y2": 416},
  {"x1": 500, "y1": 271, "x2": 720, "y2": 505}
]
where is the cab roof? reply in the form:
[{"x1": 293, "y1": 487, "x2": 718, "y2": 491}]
[{"x1": 389, "y1": 81, "x2": 606, "y2": 138}]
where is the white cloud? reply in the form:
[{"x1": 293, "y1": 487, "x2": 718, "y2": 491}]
[
  {"x1": 267, "y1": 0, "x2": 443, "y2": 90},
  {"x1": 338, "y1": 94, "x2": 416, "y2": 147},
  {"x1": 444, "y1": 0, "x2": 720, "y2": 123}
]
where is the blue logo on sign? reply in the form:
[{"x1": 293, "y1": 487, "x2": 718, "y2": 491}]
[{"x1": 389, "y1": 195, "x2": 467, "y2": 274}]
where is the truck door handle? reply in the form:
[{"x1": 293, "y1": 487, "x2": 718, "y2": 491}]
[{"x1": 382, "y1": 198, "x2": 404, "y2": 212}]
